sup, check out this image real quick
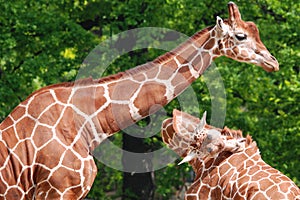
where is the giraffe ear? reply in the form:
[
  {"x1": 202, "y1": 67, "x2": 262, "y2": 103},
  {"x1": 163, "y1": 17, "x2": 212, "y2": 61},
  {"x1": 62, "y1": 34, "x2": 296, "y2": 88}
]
[
  {"x1": 161, "y1": 118, "x2": 174, "y2": 145},
  {"x1": 216, "y1": 16, "x2": 224, "y2": 30},
  {"x1": 216, "y1": 16, "x2": 230, "y2": 35},
  {"x1": 172, "y1": 109, "x2": 200, "y2": 135}
]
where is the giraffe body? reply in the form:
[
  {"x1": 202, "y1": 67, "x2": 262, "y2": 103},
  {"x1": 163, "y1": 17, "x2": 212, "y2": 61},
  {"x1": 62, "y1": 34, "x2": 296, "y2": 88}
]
[
  {"x1": 161, "y1": 110, "x2": 300, "y2": 200},
  {"x1": 0, "y1": 2, "x2": 279, "y2": 199},
  {"x1": 0, "y1": 82, "x2": 99, "y2": 199}
]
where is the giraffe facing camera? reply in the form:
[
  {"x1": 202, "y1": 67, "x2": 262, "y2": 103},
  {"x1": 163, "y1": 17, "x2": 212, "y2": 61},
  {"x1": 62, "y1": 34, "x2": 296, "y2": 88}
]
[
  {"x1": 161, "y1": 109, "x2": 300, "y2": 199},
  {"x1": 174, "y1": 111, "x2": 244, "y2": 165}
]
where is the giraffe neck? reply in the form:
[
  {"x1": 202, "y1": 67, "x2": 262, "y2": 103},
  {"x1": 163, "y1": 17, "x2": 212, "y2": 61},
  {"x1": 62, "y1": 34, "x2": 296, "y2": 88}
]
[
  {"x1": 105, "y1": 27, "x2": 217, "y2": 123},
  {"x1": 0, "y1": 26, "x2": 220, "y2": 152},
  {"x1": 86, "y1": 27, "x2": 219, "y2": 148},
  {"x1": 69, "y1": 26, "x2": 221, "y2": 150}
]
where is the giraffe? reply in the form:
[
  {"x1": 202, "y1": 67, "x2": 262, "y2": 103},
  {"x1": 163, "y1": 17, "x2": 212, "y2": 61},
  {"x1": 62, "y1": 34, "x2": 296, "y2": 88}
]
[
  {"x1": 161, "y1": 109, "x2": 300, "y2": 199},
  {"x1": 0, "y1": 2, "x2": 279, "y2": 199}
]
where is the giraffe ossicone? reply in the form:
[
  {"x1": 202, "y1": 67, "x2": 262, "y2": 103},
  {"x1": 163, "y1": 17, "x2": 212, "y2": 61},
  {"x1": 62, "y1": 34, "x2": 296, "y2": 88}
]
[
  {"x1": 0, "y1": 2, "x2": 280, "y2": 199},
  {"x1": 195, "y1": 111, "x2": 206, "y2": 133},
  {"x1": 161, "y1": 109, "x2": 300, "y2": 199}
]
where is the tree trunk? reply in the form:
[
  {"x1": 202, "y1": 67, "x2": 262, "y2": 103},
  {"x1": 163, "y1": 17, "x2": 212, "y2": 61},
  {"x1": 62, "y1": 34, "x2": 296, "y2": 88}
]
[{"x1": 122, "y1": 132, "x2": 154, "y2": 200}]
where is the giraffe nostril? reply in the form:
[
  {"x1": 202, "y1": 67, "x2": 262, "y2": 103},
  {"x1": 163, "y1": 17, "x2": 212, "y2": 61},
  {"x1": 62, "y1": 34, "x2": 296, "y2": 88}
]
[
  {"x1": 270, "y1": 55, "x2": 277, "y2": 61},
  {"x1": 254, "y1": 49, "x2": 260, "y2": 55}
]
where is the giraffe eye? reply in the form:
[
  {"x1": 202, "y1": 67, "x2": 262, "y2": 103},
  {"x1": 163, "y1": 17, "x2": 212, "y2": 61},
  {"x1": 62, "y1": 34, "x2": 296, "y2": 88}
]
[{"x1": 235, "y1": 33, "x2": 247, "y2": 41}]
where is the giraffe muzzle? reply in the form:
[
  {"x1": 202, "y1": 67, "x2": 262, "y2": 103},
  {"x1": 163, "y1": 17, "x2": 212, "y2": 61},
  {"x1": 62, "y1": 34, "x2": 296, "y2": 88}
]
[{"x1": 261, "y1": 52, "x2": 279, "y2": 72}]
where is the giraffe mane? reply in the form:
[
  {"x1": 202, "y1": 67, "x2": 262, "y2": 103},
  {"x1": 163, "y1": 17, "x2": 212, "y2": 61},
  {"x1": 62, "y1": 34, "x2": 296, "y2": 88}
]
[
  {"x1": 25, "y1": 80, "x2": 74, "y2": 100},
  {"x1": 25, "y1": 77, "x2": 98, "y2": 100},
  {"x1": 24, "y1": 71, "x2": 128, "y2": 102},
  {"x1": 221, "y1": 126, "x2": 243, "y2": 139},
  {"x1": 220, "y1": 126, "x2": 255, "y2": 148},
  {"x1": 190, "y1": 26, "x2": 214, "y2": 41}
]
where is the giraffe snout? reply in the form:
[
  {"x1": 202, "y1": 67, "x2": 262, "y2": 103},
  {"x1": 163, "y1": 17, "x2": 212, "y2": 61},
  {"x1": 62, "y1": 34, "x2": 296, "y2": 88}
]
[{"x1": 260, "y1": 51, "x2": 279, "y2": 72}]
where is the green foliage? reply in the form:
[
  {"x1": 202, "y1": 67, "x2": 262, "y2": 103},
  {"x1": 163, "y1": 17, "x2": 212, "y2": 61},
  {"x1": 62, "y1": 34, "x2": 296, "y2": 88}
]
[
  {"x1": 0, "y1": 1, "x2": 98, "y2": 119},
  {"x1": 154, "y1": 163, "x2": 192, "y2": 199},
  {"x1": 0, "y1": 0, "x2": 299, "y2": 198}
]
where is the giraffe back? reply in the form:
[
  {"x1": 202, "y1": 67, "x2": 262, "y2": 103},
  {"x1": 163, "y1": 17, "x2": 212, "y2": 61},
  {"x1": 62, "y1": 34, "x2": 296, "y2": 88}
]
[{"x1": 187, "y1": 136, "x2": 300, "y2": 199}]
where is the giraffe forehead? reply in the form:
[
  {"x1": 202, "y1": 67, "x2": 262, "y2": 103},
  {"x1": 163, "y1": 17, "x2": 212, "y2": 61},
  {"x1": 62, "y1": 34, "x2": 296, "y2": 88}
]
[
  {"x1": 244, "y1": 21, "x2": 259, "y2": 33},
  {"x1": 193, "y1": 127, "x2": 221, "y2": 143},
  {"x1": 222, "y1": 19, "x2": 259, "y2": 36},
  {"x1": 236, "y1": 21, "x2": 260, "y2": 38}
]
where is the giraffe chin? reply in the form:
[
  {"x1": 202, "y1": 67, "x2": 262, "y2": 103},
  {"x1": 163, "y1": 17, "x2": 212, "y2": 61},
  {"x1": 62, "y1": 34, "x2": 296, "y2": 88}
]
[
  {"x1": 260, "y1": 54, "x2": 279, "y2": 72},
  {"x1": 261, "y1": 61, "x2": 279, "y2": 72}
]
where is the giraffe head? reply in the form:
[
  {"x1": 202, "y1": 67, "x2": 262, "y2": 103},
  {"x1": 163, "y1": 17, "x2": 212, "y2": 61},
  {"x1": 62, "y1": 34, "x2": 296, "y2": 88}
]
[
  {"x1": 161, "y1": 109, "x2": 245, "y2": 164},
  {"x1": 212, "y1": 2, "x2": 279, "y2": 72}
]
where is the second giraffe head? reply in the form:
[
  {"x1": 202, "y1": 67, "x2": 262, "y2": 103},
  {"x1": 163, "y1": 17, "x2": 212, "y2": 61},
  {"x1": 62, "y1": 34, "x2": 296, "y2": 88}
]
[{"x1": 161, "y1": 109, "x2": 245, "y2": 165}]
